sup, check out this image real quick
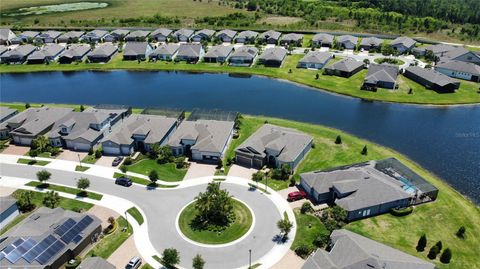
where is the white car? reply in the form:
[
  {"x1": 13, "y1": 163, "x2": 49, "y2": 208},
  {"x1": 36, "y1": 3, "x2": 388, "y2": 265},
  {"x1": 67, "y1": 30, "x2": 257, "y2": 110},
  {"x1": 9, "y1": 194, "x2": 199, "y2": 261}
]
[{"x1": 125, "y1": 257, "x2": 142, "y2": 269}]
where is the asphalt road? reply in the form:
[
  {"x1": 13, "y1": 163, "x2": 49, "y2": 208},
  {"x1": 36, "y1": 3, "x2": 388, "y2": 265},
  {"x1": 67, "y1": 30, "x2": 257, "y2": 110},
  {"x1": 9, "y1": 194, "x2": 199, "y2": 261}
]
[{"x1": 0, "y1": 163, "x2": 283, "y2": 269}]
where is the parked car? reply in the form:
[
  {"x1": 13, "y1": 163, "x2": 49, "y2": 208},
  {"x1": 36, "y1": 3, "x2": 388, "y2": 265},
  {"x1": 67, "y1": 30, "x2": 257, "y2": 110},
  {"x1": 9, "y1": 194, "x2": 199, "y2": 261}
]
[
  {"x1": 115, "y1": 177, "x2": 132, "y2": 187},
  {"x1": 125, "y1": 257, "x2": 142, "y2": 269},
  {"x1": 288, "y1": 190, "x2": 306, "y2": 202},
  {"x1": 112, "y1": 156, "x2": 124, "y2": 166}
]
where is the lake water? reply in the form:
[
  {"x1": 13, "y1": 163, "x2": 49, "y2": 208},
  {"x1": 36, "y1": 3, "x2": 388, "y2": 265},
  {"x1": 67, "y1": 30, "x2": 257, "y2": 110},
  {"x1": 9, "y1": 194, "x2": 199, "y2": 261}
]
[{"x1": 1, "y1": 71, "x2": 479, "y2": 203}]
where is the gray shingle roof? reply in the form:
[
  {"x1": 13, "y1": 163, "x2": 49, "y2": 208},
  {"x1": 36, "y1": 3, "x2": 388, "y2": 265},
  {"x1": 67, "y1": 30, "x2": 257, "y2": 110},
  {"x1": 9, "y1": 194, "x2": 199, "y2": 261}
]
[
  {"x1": 204, "y1": 45, "x2": 233, "y2": 58},
  {"x1": 174, "y1": 28, "x2": 194, "y2": 39},
  {"x1": 406, "y1": 66, "x2": 459, "y2": 87},
  {"x1": 0, "y1": 45, "x2": 8, "y2": 56},
  {"x1": 7, "y1": 107, "x2": 74, "y2": 137},
  {"x1": 89, "y1": 43, "x2": 118, "y2": 57},
  {"x1": 84, "y1": 29, "x2": 109, "y2": 39},
  {"x1": 312, "y1": 33, "x2": 334, "y2": 44},
  {"x1": 424, "y1": 44, "x2": 457, "y2": 55},
  {"x1": 126, "y1": 30, "x2": 150, "y2": 39},
  {"x1": 299, "y1": 51, "x2": 332, "y2": 65},
  {"x1": 281, "y1": 33, "x2": 304, "y2": 43},
  {"x1": 58, "y1": 31, "x2": 85, "y2": 41},
  {"x1": 259, "y1": 30, "x2": 281, "y2": 40},
  {"x1": 0, "y1": 29, "x2": 15, "y2": 41},
  {"x1": 230, "y1": 46, "x2": 258, "y2": 59},
  {"x1": 337, "y1": 35, "x2": 358, "y2": 45},
  {"x1": 123, "y1": 42, "x2": 152, "y2": 57},
  {"x1": 0, "y1": 107, "x2": 17, "y2": 122},
  {"x1": 151, "y1": 43, "x2": 180, "y2": 56},
  {"x1": 365, "y1": 63, "x2": 399, "y2": 84},
  {"x1": 1, "y1": 44, "x2": 37, "y2": 58},
  {"x1": 438, "y1": 47, "x2": 480, "y2": 62},
  {"x1": 59, "y1": 44, "x2": 91, "y2": 59},
  {"x1": 259, "y1": 47, "x2": 288, "y2": 62},
  {"x1": 236, "y1": 30, "x2": 258, "y2": 40},
  {"x1": 303, "y1": 229, "x2": 435, "y2": 269},
  {"x1": 79, "y1": 257, "x2": 115, "y2": 269},
  {"x1": 236, "y1": 124, "x2": 313, "y2": 163},
  {"x1": 151, "y1": 28, "x2": 172, "y2": 38},
  {"x1": 37, "y1": 30, "x2": 62, "y2": 40},
  {"x1": 0, "y1": 196, "x2": 16, "y2": 212},
  {"x1": 19, "y1": 31, "x2": 39, "y2": 39},
  {"x1": 216, "y1": 29, "x2": 237, "y2": 39},
  {"x1": 391, "y1": 36, "x2": 416, "y2": 48},
  {"x1": 177, "y1": 43, "x2": 202, "y2": 58},
  {"x1": 325, "y1": 58, "x2": 363, "y2": 72},
  {"x1": 194, "y1": 29, "x2": 216, "y2": 38},
  {"x1": 110, "y1": 29, "x2": 130, "y2": 37},
  {"x1": 436, "y1": 60, "x2": 480, "y2": 75},
  {"x1": 360, "y1": 37, "x2": 384, "y2": 47},
  {"x1": 27, "y1": 44, "x2": 65, "y2": 60}
]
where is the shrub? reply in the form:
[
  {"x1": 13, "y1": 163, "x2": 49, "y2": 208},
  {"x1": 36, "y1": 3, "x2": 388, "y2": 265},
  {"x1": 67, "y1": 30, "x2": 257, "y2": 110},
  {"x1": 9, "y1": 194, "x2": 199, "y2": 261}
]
[
  {"x1": 192, "y1": 254, "x2": 205, "y2": 269},
  {"x1": 435, "y1": 241, "x2": 443, "y2": 252},
  {"x1": 390, "y1": 206, "x2": 413, "y2": 216},
  {"x1": 149, "y1": 170, "x2": 159, "y2": 183},
  {"x1": 361, "y1": 145, "x2": 368, "y2": 155},
  {"x1": 427, "y1": 245, "x2": 440, "y2": 259},
  {"x1": 17, "y1": 191, "x2": 35, "y2": 212},
  {"x1": 42, "y1": 191, "x2": 60, "y2": 209},
  {"x1": 295, "y1": 244, "x2": 313, "y2": 258},
  {"x1": 456, "y1": 226, "x2": 466, "y2": 238},
  {"x1": 119, "y1": 165, "x2": 128, "y2": 173},
  {"x1": 49, "y1": 147, "x2": 61, "y2": 156},
  {"x1": 88, "y1": 148, "x2": 94, "y2": 155},
  {"x1": 335, "y1": 135, "x2": 342, "y2": 144},
  {"x1": 416, "y1": 234, "x2": 427, "y2": 252},
  {"x1": 162, "y1": 248, "x2": 180, "y2": 269},
  {"x1": 440, "y1": 248, "x2": 452, "y2": 264},
  {"x1": 123, "y1": 157, "x2": 133, "y2": 165},
  {"x1": 289, "y1": 177, "x2": 296, "y2": 187},
  {"x1": 300, "y1": 202, "x2": 313, "y2": 214},
  {"x1": 251, "y1": 171, "x2": 264, "y2": 182},
  {"x1": 94, "y1": 148, "x2": 102, "y2": 158},
  {"x1": 313, "y1": 231, "x2": 330, "y2": 248},
  {"x1": 175, "y1": 157, "x2": 187, "y2": 169}
]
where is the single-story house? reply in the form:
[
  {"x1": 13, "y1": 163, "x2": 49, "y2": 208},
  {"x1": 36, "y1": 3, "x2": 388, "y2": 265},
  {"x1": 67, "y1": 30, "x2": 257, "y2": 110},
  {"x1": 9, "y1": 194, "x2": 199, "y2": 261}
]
[
  {"x1": 58, "y1": 44, "x2": 92, "y2": 64},
  {"x1": 258, "y1": 47, "x2": 288, "y2": 67},
  {"x1": 2, "y1": 107, "x2": 73, "y2": 146},
  {"x1": 235, "y1": 30, "x2": 258, "y2": 44},
  {"x1": 404, "y1": 66, "x2": 460, "y2": 93},
  {"x1": 0, "y1": 207, "x2": 101, "y2": 269},
  {"x1": 215, "y1": 29, "x2": 237, "y2": 43},
  {"x1": 435, "y1": 60, "x2": 480, "y2": 82},
  {"x1": 102, "y1": 114, "x2": 178, "y2": 155},
  {"x1": 298, "y1": 51, "x2": 332, "y2": 69},
  {"x1": 228, "y1": 46, "x2": 258, "y2": 66},
  {"x1": 235, "y1": 124, "x2": 313, "y2": 169},
  {"x1": 11, "y1": 31, "x2": 39, "y2": 44},
  {"x1": 103, "y1": 29, "x2": 130, "y2": 42},
  {"x1": 203, "y1": 45, "x2": 233, "y2": 63},
  {"x1": 336, "y1": 35, "x2": 358, "y2": 50},
  {"x1": 124, "y1": 30, "x2": 150, "y2": 42},
  {"x1": 363, "y1": 63, "x2": 399, "y2": 90},
  {"x1": 57, "y1": 31, "x2": 85, "y2": 43},
  {"x1": 303, "y1": 229, "x2": 436, "y2": 269},
  {"x1": 359, "y1": 36, "x2": 383, "y2": 50},
  {"x1": 191, "y1": 29, "x2": 216, "y2": 42},
  {"x1": 87, "y1": 43, "x2": 118, "y2": 63},
  {"x1": 80, "y1": 257, "x2": 116, "y2": 269},
  {"x1": 438, "y1": 47, "x2": 480, "y2": 65},
  {"x1": 150, "y1": 28, "x2": 172, "y2": 42},
  {"x1": 0, "y1": 44, "x2": 37, "y2": 64},
  {"x1": 150, "y1": 43, "x2": 180, "y2": 61},
  {"x1": 300, "y1": 158, "x2": 438, "y2": 221},
  {"x1": 27, "y1": 43, "x2": 65, "y2": 64},
  {"x1": 0, "y1": 196, "x2": 19, "y2": 228},
  {"x1": 390, "y1": 36, "x2": 416, "y2": 54},
  {"x1": 311, "y1": 33, "x2": 334, "y2": 47},
  {"x1": 324, "y1": 58, "x2": 364, "y2": 77},
  {"x1": 173, "y1": 28, "x2": 194, "y2": 42},
  {"x1": 34, "y1": 30, "x2": 62, "y2": 43},
  {"x1": 0, "y1": 29, "x2": 17, "y2": 45},
  {"x1": 81, "y1": 29, "x2": 109, "y2": 43},
  {"x1": 0, "y1": 45, "x2": 7, "y2": 58},
  {"x1": 47, "y1": 107, "x2": 128, "y2": 151},
  {"x1": 123, "y1": 42, "x2": 153, "y2": 61},
  {"x1": 0, "y1": 107, "x2": 18, "y2": 124},
  {"x1": 280, "y1": 33, "x2": 304, "y2": 46},
  {"x1": 176, "y1": 43, "x2": 204, "y2": 63},
  {"x1": 422, "y1": 44, "x2": 457, "y2": 57},
  {"x1": 259, "y1": 30, "x2": 282, "y2": 44},
  {"x1": 169, "y1": 120, "x2": 234, "y2": 162}
]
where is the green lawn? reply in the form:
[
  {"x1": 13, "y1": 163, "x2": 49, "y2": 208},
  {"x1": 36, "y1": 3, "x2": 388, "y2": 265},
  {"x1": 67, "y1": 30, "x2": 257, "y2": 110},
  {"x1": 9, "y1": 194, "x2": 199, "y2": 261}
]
[
  {"x1": 87, "y1": 216, "x2": 132, "y2": 259},
  {"x1": 140, "y1": 264, "x2": 155, "y2": 269},
  {"x1": 113, "y1": 172, "x2": 178, "y2": 188},
  {"x1": 291, "y1": 209, "x2": 328, "y2": 250},
  {"x1": 81, "y1": 154, "x2": 100, "y2": 164},
  {"x1": 0, "y1": 102, "x2": 84, "y2": 112},
  {"x1": 25, "y1": 181, "x2": 103, "y2": 200},
  {"x1": 75, "y1": 165, "x2": 90, "y2": 172},
  {"x1": 178, "y1": 199, "x2": 253, "y2": 244},
  {"x1": 373, "y1": 57, "x2": 405, "y2": 65},
  {"x1": 128, "y1": 159, "x2": 187, "y2": 182},
  {"x1": 127, "y1": 206, "x2": 144, "y2": 225},
  {"x1": 11, "y1": 189, "x2": 93, "y2": 211},
  {"x1": 17, "y1": 158, "x2": 50, "y2": 166}
]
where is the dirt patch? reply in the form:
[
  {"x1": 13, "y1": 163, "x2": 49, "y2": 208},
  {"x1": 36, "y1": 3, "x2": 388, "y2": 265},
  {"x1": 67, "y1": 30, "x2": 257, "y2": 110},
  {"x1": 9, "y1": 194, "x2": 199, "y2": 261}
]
[{"x1": 258, "y1": 16, "x2": 304, "y2": 25}]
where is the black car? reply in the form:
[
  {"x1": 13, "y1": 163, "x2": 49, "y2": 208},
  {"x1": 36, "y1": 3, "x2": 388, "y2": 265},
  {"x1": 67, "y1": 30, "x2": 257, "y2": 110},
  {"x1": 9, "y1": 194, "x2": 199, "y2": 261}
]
[
  {"x1": 115, "y1": 177, "x2": 132, "y2": 187},
  {"x1": 112, "y1": 156, "x2": 124, "y2": 166}
]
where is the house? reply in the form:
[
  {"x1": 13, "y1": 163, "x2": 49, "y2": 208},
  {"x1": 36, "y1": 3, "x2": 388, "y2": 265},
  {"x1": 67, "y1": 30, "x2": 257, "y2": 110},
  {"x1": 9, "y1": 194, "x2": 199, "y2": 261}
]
[
  {"x1": 298, "y1": 51, "x2": 332, "y2": 69},
  {"x1": 150, "y1": 43, "x2": 180, "y2": 61},
  {"x1": 258, "y1": 47, "x2": 288, "y2": 67},
  {"x1": 423, "y1": 44, "x2": 457, "y2": 57},
  {"x1": 57, "y1": 31, "x2": 85, "y2": 43},
  {"x1": 259, "y1": 30, "x2": 282, "y2": 44},
  {"x1": 235, "y1": 30, "x2": 258, "y2": 44},
  {"x1": 203, "y1": 45, "x2": 233, "y2": 63},
  {"x1": 150, "y1": 28, "x2": 172, "y2": 42},
  {"x1": 124, "y1": 30, "x2": 150, "y2": 42},
  {"x1": 437, "y1": 47, "x2": 480, "y2": 65},
  {"x1": 390, "y1": 36, "x2": 416, "y2": 54},
  {"x1": 47, "y1": 107, "x2": 128, "y2": 151},
  {"x1": 176, "y1": 43, "x2": 204, "y2": 63},
  {"x1": 58, "y1": 44, "x2": 92, "y2": 64},
  {"x1": 34, "y1": 30, "x2": 62, "y2": 43},
  {"x1": 404, "y1": 66, "x2": 460, "y2": 93},
  {"x1": 215, "y1": 29, "x2": 237, "y2": 43},
  {"x1": 191, "y1": 29, "x2": 216, "y2": 42},
  {"x1": 11, "y1": 31, "x2": 39, "y2": 44},
  {"x1": 123, "y1": 42, "x2": 153, "y2": 61},
  {"x1": 363, "y1": 63, "x2": 399, "y2": 90},
  {"x1": 229, "y1": 46, "x2": 258, "y2": 66},
  {"x1": 27, "y1": 44, "x2": 65, "y2": 64},
  {"x1": 359, "y1": 37, "x2": 383, "y2": 50},
  {"x1": 173, "y1": 28, "x2": 194, "y2": 42},
  {"x1": 103, "y1": 29, "x2": 130, "y2": 42},
  {"x1": 280, "y1": 33, "x2": 304, "y2": 46},
  {"x1": 0, "y1": 44, "x2": 37, "y2": 64},
  {"x1": 168, "y1": 120, "x2": 234, "y2": 162},
  {"x1": 80, "y1": 257, "x2": 116, "y2": 269},
  {"x1": 87, "y1": 43, "x2": 118, "y2": 63},
  {"x1": 0, "y1": 29, "x2": 16, "y2": 45},
  {"x1": 300, "y1": 158, "x2": 438, "y2": 221},
  {"x1": 303, "y1": 229, "x2": 435, "y2": 269},
  {"x1": 435, "y1": 60, "x2": 480, "y2": 82},
  {"x1": 311, "y1": 33, "x2": 334, "y2": 47},
  {"x1": 0, "y1": 207, "x2": 101, "y2": 269},
  {"x1": 0, "y1": 45, "x2": 7, "y2": 58},
  {"x1": 324, "y1": 58, "x2": 364, "y2": 77},
  {"x1": 336, "y1": 35, "x2": 358, "y2": 50},
  {"x1": 81, "y1": 29, "x2": 109, "y2": 43},
  {"x1": 0, "y1": 196, "x2": 19, "y2": 229},
  {"x1": 235, "y1": 124, "x2": 313, "y2": 169},
  {"x1": 102, "y1": 114, "x2": 178, "y2": 155},
  {"x1": 0, "y1": 107, "x2": 18, "y2": 124}
]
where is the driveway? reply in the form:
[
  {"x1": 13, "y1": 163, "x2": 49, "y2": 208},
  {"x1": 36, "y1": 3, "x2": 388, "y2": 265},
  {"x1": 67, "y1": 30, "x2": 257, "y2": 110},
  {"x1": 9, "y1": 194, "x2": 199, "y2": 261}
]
[
  {"x1": 1, "y1": 145, "x2": 29, "y2": 156},
  {"x1": 277, "y1": 186, "x2": 327, "y2": 210},
  {"x1": 228, "y1": 164, "x2": 257, "y2": 180},
  {"x1": 96, "y1": 155, "x2": 120, "y2": 167},
  {"x1": 88, "y1": 204, "x2": 119, "y2": 228},
  {"x1": 57, "y1": 150, "x2": 88, "y2": 162},
  {"x1": 271, "y1": 249, "x2": 305, "y2": 269},
  {"x1": 107, "y1": 237, "x2": 141, "y2": 269},
  {"x1": 184, "y1": 162, "x2": 216, "y2": 180}
]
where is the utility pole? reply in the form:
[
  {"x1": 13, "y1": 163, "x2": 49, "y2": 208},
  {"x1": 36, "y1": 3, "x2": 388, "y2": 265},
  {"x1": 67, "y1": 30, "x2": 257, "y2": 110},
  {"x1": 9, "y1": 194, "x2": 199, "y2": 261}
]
[{"x1": 249, "y1": 249, "x2": 252, "y2": 269}]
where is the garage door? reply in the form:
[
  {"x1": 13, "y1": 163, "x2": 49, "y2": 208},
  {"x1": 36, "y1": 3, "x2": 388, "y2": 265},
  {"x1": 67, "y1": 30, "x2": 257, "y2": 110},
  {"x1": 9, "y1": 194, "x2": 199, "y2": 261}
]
[
  {"x1": 192, "y1": 152, "x2": 203, "y2": 161},
  {"x1": 72, "y1": 142, "x2": 91, "y2": 152},
  {"x1": 103, "y1": 146, "x2": 121, "y2": 156},
  {"x1": 236, "y1": 155, "x2": 252, "y2": 167},
  {"x1": 19, "y1": 137, "x2": 32, "y2": 146}
]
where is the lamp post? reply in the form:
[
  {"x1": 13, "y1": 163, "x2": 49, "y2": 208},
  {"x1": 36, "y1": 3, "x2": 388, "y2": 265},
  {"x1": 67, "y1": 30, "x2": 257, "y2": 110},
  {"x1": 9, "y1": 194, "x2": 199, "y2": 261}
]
[
  {"x1": 249, "y1": 249, "x2": 252, "y2": 269},
  {"x1": 77, "y1": 154, "x2": 82, "y2": 167},
  {"x1": 124, "y1": 210, "x2": 130, "y2": 233}
]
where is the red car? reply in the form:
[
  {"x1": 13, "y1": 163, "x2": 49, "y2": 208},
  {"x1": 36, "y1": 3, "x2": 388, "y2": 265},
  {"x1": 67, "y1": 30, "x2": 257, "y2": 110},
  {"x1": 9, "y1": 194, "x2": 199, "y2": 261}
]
[{"x1": 288, "y1": 191, "x2": 306, "y2": 202}]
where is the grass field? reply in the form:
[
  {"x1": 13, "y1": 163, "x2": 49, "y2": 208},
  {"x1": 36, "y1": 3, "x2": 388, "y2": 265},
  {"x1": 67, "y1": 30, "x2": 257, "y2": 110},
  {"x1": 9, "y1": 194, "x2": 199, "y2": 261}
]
[
  {"x1": 127, "y1": 206, "x2": 144, "y2": 225},
  {"x1": 25, "y1": 181, "x2": 103, "y2": 200},
  {"x1": 291, "y1": 209, "x2": 328, "y2": 250},
  {"x1": 128, "y1": 159, "x2": 187, "y2": 182},
  {"x1": 17, "y1": 158, "x2": 50, "y2": 166},
  {"x1": 12, "y1": 189, "x2": 93, "y2": 211}
]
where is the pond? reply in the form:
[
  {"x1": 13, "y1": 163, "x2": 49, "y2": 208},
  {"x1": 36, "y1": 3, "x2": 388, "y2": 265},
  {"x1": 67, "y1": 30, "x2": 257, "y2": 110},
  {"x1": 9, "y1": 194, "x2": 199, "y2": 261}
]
[
  {"x1": 2, "y1": 2, "x2": 108, "y2": 17},
  {"x1": 1, "y1": 71, "x2": 479, "y2": 203}
]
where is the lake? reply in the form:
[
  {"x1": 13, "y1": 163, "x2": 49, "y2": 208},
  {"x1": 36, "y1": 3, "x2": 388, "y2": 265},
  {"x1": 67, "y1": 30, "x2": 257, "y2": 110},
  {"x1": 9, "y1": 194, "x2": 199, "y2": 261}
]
[{"x1": 1, "y1": 71, "x2": 479, "y2": 203}]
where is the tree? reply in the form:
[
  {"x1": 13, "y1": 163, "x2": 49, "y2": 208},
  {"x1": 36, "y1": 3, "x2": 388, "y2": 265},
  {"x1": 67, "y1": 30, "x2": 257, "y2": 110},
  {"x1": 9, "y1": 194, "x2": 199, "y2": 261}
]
[
  {"x1": 43, "y1": 191, "x2": 61, "y2": 208},
  {"x1": 251, "y1": 171, "x2": 264, "y2": 185},
  {"x1": 25, "y1": 102, "x2": 31, "y2": 109},
  {"x1": 36, "y1": 170, "x2": 51, "y2": 186},
  {"x1": 192, "y1": 254, "x2": 205, "y2": 269},
  {"x1": 28, "y1": 149, "x2": 38, "y2": 161},
  {"x1": 440, "y1": 248, "x2": 452, "y2": 264},
  {"x1": 277, "y1": 217, "x2": 293, "y2": 240},
  {"x1": 94, "y1": 148, "x2": 102, "y2": 158},
  {"x1": 79, "y1": 104, "x2": 85, "y2": 112},
  {"x1": 456, "y1": 226, "x2": 466, "y2": 238},
  {"x1": 31, "y1": 135, "x2": 49, "y2": 152},
  {"x1": 295, "y1": 244, "x2": 312, "y2": 258},
  {"x1": 435, "y1": 241, "x2": 443, "y2": 251},
  {"x1": 361, "y1": 145, "x2": 368, "y2": 155},
  {"x1": 300, "y1": 202, "x2": 313, "y2": 214},
  {"x1": 119, "y1": 164, "x2": 128, "y2": 173},
  {"x1": 77, "y1": 177, "x2": 90, "y2": 196},
  {"x1": 157, "y1": 145, "x2": 174, "y2": 164},
  {"x1": 162, "y1": 248, "x2": 180, "y2": 269},
  {"x1": 17, "y1": 191, "x2": 35, "y2": 212},
  {"x1": 149, "y1": 170, "x2": 159, "y2": 184},
  {"x1": 427, "y1": 245, "x2": 440, "y2": 259},
  {"x1": 313, "y1": 231, "x2": 330, "y2": 248},
  {"x1": 417, "y1": 234, "x2": 427, "y2": 251},
  {"x1": 246, "y1": 1, "x2": 257, "y2": 11},
  {"x1": 335, "y1": 135, "x2": 342, "y2": 144},
  {"x1": 194, "y1": 182, "x2": 234, "y2": 226}
]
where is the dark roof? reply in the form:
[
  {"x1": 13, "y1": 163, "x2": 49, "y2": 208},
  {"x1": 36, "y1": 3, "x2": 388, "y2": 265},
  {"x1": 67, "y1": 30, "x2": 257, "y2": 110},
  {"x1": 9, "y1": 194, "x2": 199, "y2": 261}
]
[
  {"x1": 259, "y1": 30, "x2": 281, "y2": 40},
  {"x1": 406, "y1": 66, "x2": 459, "y2": 87},
  {"x1": 204, "y1": 45, "x2": 233, "y2": 58},
  {"x1": 325, "y1": 58, "x2": 363, "y2": 72},
  {"x1": 312, "y1": 33, "x2": 334, "y2": 44},
  {"x1": 435, "y1": 60, "x2": 480, "y2": 75},
  {"x1": 365, "y1": 63, "x2": 399, "y2": 84},
  {"x1": 299, "y1": 51, "x2": 332, "y2": 64},
  {"x1": 259, "y1": 47, "x2": 288, "y2": 61},
  {"x1": 123, "y1": 42, "x2": 152, "y2": 56},
  {"x1": 84, "y1": 30, "x2": 108, "y2": 39},
  {"x1": 58, "y1": 31, "x2": 85, "y2": 41},
  {"x1": 391, "y1": 36, "x2": 416, "y2": 48}
]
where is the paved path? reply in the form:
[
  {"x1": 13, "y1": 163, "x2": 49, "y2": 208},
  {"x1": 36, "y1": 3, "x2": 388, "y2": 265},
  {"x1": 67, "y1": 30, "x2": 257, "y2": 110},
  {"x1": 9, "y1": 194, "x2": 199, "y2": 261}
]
[{"x1": 0, "y1": 154, "x2": 295, "y2": 269}]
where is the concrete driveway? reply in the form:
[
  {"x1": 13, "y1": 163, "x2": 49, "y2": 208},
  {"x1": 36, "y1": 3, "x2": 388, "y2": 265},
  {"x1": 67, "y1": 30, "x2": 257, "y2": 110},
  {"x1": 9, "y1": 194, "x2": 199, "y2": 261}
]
[
  {"x1": 57, "y1": 150, "x2": 87, "y2": 162},
  {"x1": 1, "y1": 145, "x2": 29, "y2": 156},
  {"x1": 184, "y1": 162, "x2": 216, "y2": 180},
  {"x1": 228, "y1": 164, "x2": 257, "y2": 180},
  {"x1": 107, "y1": 237, "x2": 141, "y2": 269},
  {"x1": 96, "y1": 155, "x2": 121, "y2": 167}
]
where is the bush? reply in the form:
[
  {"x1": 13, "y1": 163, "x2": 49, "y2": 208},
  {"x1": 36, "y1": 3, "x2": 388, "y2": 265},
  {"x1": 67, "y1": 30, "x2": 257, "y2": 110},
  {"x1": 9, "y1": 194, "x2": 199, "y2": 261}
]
[
  {"x1": 456, "y1": 226, "x2": 466, "y2": 239},
  {"x1": 42, "y1": 191, "x2": 60, "y2": 209},
  {"x1": 335, "y1": 135, "x2": 342, "y2": 144},
  {"x1": 289, "y1": 177, "x2": 296, "y2": 186},
  {"x1": 175, "y1": 157, "x2": 187, "y2": 169},
  {"x1": 49, "y1": 147, "x2": 61, "y2": 156},
  {"x1": 440, "y1": 248, "x2": 452, "y2": 264},
  {"x1": 119, "y1": 165, "x2": 128, "y2": 173},
  {"x1": 300, "y1": 202, "x2": 313, "y2": 214},
  {"x1": 390, "y1": 206, "x2": 413, "y2": 216},
  {"x1": 149, "y1": 170, "x2": 159, "y2": 182},
  {"x1": 162, "y1": 248, "x2": 180, "y2": 269},
  {"x1": 295, "y1": 244, "x2": 313, "y2": 258},
  {"x1": 361, "y1": 145, "x2": 368, "y2": 155},
  {"x1": 251, "y1": 171, "x2": 265, "y2": 182},
  {"x1": 435, "y1": 241, "x2": 443, "y2": 252},
  {"x1": 427, "y1": 245, "x2": 440, "y2": 259},
  {"x1": 416, "y1": 234, "x2": 427, "y2": 252},
  {"x1": 123, "y1": 157, "x2": 133, "y2": 165},
  {"x1": 88, "y1": 148, "x2": 94, "y2": 155},
  {"x1": 313, "y1": 231, "x2": 330, "y2": 248},
  {"x1": 94, "y1": 148, "x2": 102, "y2": 158},
  {"x1": 17, "y1": 191, "x2": 35, "y2": 212}
]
